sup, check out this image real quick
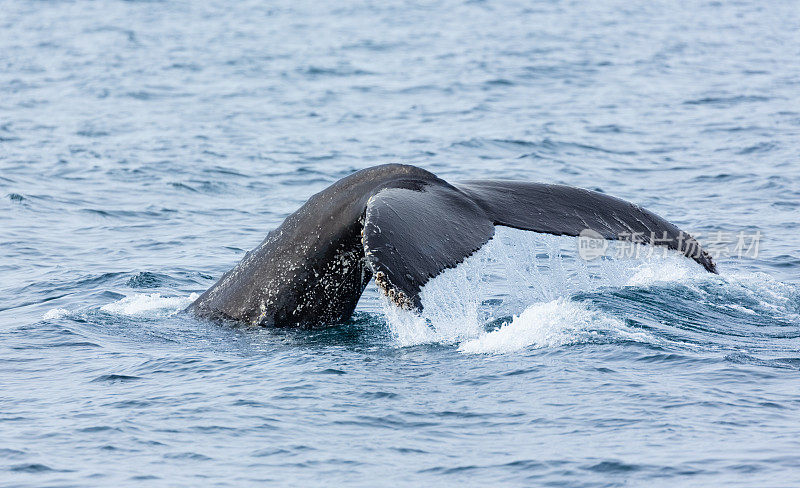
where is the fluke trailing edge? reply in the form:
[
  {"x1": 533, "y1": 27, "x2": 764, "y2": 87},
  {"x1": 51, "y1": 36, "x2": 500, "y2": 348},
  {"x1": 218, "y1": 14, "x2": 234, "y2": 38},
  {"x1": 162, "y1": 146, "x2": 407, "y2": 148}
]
[{"x1": 188, "y1": 164, "x2": 716, "y2": 327}]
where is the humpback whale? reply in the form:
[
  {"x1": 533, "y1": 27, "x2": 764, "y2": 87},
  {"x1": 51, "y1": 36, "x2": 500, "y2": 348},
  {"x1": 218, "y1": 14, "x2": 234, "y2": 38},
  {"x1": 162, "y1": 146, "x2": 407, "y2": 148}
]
[{"x1": 189, "y1": 164, "x2": 716, "y2": 327}]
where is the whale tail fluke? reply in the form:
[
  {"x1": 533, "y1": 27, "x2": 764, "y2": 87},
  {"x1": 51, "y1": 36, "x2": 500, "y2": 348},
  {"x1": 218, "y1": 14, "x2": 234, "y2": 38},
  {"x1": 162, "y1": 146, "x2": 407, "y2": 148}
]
[{"x1": 192, "y1": 164, "x2": 716, "y2": 326}]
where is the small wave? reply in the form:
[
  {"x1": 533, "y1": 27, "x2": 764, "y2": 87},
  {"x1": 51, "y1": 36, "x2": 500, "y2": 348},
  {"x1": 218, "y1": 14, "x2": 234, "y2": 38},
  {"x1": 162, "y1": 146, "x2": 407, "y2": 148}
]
[
  {"x1": 300, "y1": 65, "x2": 374, "y2": 77},
  {"x1": 683, "y1": 95, "x2": 770, "y2": 106},
  {"x1": 10, "y1": 463, "x2": 59, "y2": 473},
  {"x1": 737, "y1": 142, "x2": 778, "y2": 155},
  {"x1": 126, "y1": 271, "x2": 173, "y2": 289},
  {"x1": 100, "y1": 293, "x2": 198, "y2": 316},
  {"x1": 91, "y1": 374, "x2": 143, "y2": 383},
  {"x1": 725, "y1": 353, "x2": 800, "y2": 370}
]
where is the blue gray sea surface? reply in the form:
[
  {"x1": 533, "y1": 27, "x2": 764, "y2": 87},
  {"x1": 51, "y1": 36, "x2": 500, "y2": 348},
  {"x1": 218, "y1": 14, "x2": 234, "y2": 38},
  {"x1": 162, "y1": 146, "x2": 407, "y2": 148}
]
[{"x1": 2, "y1": 0, "x2": 800, "y2": 486}]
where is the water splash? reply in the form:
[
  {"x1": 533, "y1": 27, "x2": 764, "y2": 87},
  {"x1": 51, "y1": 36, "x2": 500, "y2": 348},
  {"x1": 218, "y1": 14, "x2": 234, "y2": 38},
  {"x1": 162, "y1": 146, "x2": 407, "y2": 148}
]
[
  {"x1": 99, "y1": 293, "x2": 199, "y2": 316},
  {"x1": 383, "y1": 227, "x2": 708, "y2": 350}
]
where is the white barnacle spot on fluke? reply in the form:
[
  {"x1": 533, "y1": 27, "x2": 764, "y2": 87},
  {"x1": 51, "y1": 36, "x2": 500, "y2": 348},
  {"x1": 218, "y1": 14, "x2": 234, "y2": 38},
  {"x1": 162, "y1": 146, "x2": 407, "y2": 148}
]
[
  {"x1": 254, "y1": 300, "x2": 268, "y2": 326},
  {"x1": 373, "y1": 269, "x2": 414, "y2": 310}
]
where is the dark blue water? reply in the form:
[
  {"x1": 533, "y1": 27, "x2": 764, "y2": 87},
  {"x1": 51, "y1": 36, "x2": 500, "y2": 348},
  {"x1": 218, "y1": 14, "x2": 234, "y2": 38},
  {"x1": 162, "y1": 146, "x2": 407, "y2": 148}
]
[{"x1": 2, "y1": 0, "x2": 800, "y2": 486}]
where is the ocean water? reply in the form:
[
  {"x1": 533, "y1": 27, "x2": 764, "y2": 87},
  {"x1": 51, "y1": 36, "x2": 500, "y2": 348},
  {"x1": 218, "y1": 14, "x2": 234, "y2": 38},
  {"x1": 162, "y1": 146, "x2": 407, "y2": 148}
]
[{"x1": 2, "y1": 0, "x2": 800, "y2": 486}]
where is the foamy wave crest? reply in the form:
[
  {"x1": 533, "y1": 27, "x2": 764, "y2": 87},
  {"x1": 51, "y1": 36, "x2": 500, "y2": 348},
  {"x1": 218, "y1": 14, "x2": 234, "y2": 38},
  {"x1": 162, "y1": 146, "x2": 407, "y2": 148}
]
[
  {"x1": 701, "y1": 271, "x2": 800, "y2": 321},
  {"x1": 100, "y1": 293, "x2": 199, "y2": 316},
  {"x1": 43, "y1": 308, "x2": 70, "y2": 320},
  {"x1": 458, "y1": 299, "x2": 641, "y2": 354},
  {"x1": 625, "y1": 255, "x2": 701, "y2": 286}
]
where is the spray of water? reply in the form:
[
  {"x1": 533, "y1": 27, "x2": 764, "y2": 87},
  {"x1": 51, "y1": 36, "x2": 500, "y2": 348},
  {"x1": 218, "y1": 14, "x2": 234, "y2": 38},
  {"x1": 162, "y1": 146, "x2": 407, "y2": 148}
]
[{"x1": 383, "y1": 227, "x2": 704, "y2": 352}]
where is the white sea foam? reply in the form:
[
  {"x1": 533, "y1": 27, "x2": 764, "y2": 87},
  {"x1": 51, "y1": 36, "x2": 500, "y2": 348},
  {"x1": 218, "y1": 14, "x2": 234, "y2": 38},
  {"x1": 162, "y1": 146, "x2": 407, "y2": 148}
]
[
  {"x1": 458, "y1": 299, "x2": 637, "y2": 354},
  {"x1": 100, "y1": 293, "x2": 199, "y2": 316},
  {"x1": 723, "y1": 303, "x2": 758, "y2": 315},
  {"x1": 43, "y1": 308, "x2": 69, "y2": 320}
]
